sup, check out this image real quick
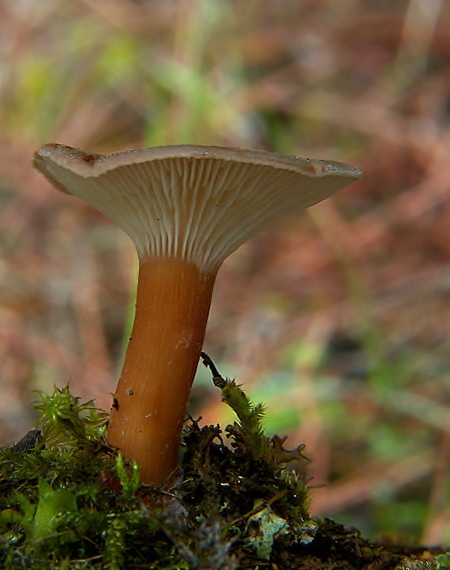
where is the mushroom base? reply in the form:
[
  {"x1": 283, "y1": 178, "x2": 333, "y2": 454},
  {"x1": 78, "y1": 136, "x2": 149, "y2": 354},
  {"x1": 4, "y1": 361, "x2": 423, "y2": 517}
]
[{"x1": 106, "y1": 258, "x2": 217, "y2": 486}]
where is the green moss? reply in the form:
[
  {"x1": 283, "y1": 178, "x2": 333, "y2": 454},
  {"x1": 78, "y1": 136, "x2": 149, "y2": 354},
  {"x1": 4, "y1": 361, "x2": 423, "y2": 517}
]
[{"x1": 0, "y1": 360, "x2": 447, "y2": 568}]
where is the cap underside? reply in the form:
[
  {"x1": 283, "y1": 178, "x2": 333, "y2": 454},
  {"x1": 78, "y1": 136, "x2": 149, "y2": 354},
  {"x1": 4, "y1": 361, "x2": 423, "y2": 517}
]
[{"x1": 33, "y1": 144, "x2": 361, "y2": 272}]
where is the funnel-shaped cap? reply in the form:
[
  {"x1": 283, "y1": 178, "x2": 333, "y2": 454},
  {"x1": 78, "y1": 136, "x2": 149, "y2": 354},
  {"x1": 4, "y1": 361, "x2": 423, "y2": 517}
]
[{"x1": 33, "y1": 144, "x2": 361, "y2": 272}]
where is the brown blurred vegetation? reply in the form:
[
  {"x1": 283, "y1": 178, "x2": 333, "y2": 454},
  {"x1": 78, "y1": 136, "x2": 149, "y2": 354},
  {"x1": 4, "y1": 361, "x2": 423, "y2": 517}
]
[{"x1": 0, "y1": 0, "x2": 449, "y2": 544}]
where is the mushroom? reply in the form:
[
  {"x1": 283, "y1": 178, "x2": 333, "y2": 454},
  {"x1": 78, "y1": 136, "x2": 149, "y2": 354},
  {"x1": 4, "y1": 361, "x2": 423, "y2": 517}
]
[{"x1": 32, "y1": 143, "x2": 361, "y2": 486}]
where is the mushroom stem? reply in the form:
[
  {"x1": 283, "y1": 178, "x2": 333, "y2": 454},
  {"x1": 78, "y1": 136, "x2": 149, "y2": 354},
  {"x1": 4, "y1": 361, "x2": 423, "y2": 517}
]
[{"x1": 106, "y1": 258, "x2": 217, "y2": 485}]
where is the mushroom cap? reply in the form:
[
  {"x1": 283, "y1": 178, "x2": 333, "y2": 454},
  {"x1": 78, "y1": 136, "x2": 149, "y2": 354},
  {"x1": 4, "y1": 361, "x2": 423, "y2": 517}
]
[{"x1": 33, "y1": 144, "x2": 361, "y2": 272}]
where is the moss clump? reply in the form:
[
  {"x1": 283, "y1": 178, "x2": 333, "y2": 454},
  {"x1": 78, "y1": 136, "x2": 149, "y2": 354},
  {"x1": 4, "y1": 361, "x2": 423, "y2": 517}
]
[{"x1": 0, "y1": 357, "x2": 448, "y2": 569}]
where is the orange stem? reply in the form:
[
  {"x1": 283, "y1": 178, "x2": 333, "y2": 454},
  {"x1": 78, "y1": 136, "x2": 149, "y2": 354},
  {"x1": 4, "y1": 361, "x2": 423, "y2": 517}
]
[{"x1": 106, "y1": 258, "x2": 217, "y2": 485}]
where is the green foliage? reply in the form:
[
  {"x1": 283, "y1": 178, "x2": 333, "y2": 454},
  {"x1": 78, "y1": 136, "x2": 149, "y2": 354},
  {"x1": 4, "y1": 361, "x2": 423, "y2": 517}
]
[
  {"x1": 20, "y1": 478, "x2": 77, "y2": 542},
  {"x1": 437, "y1": 553, "x2": 450, "y2": 568},
  {"x1": 200, "y1": 352, "x2": 309, "y2": 492},
  {"x1": 220, "y1": 377, "x2": 268, "y2": 459},
  {"x1": 0, "y1": 375, "x2": 314, "y2": 568},
  {"x1": 1, "y1": 380, "x2": 444, "y2": 568},
  {"x1": 32, "y1": 385, "x2": 108, "y2": 448},
  {"x1": 115, "y1": 454, "x2": 140, "y2": 502}
]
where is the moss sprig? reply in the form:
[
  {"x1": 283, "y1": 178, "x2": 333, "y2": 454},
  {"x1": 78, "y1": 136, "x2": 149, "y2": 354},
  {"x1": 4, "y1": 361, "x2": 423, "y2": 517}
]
[
  {"x1": 200, "y1": 352, "x2": 308, "y2": 472},
  {"x1": 32, "y1": 384, "x2": 108, "y2": 448}
]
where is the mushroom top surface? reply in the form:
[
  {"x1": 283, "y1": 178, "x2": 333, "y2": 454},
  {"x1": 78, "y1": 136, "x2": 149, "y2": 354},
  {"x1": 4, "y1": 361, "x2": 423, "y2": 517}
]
[{"x1": 33, "y1": 144, "x2": 361, "y2": 272}]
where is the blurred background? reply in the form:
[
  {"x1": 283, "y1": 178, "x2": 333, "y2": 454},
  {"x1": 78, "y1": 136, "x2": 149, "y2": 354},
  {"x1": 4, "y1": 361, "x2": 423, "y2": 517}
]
[{"x1": 0, "y1": 0, "x2": 449, "y2": 545}]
